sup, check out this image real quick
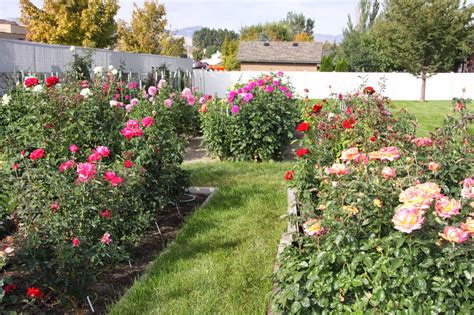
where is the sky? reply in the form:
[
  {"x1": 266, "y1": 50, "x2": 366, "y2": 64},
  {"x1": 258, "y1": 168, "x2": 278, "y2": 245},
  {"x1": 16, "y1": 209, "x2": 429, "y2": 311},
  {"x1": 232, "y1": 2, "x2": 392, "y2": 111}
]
[{"x1": 0, "y1": 0, "x2": 359, "y2": 35}]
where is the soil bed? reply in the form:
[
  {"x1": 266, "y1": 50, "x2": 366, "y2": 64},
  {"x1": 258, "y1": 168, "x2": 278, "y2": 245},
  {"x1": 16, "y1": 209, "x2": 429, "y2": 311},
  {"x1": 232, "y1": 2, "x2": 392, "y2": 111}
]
[{"x1": 2, "y1": 192, "x2": 210, "y2": 314}]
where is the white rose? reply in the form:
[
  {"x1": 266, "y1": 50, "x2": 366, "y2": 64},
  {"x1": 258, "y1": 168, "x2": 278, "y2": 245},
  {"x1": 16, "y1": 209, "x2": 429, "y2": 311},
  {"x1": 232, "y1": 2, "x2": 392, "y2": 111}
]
[
  {"x1": 93, "y1": 66, "x2": 103, "y2": 75},
  {"x1": 109, "y1": 100, "x2": 118, "y2": 107},
  {"x1": 1, "y1": 94, "x2": 11, "y2": 106},
  {"x1": 328, "y1": 112, "x2": 335, "y2": 120},
  {"x1": 70, "y1": 46, "x2": 75, "y2": 52},
  {"x1": 33, "y1": 85, "x2": 43, "y2": 93},
  {"x1": 111, "y1": 69, "x2": 118, "y2": 75},
  {"x1": 108, "y1": 65, "x2": 114, "y2": 71},
  {"x1": 80, "y1": 88, "x2": 92, "y2": 98}
]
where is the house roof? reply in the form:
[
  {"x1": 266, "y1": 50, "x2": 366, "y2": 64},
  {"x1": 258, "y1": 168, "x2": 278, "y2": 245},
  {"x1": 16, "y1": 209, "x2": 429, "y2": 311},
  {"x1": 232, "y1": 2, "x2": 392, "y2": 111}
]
[{"x1": 237, "y1": 41, "x2": 323, "y2": 64}]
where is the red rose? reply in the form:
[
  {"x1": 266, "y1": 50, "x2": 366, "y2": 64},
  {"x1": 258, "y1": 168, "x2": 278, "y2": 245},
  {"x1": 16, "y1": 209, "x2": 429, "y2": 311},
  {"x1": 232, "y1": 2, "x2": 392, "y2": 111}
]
[
  {"x1": 369, "y1": 136, "x2": 377, "y2": 142},
  {"x1": 364, "y1": 86, "x2": 375, "y2": 95},
  {"x1": 100, "y1": 209, "x2": 112, "y2": 219},
  {"x1": 296, "y1": 121, "x2": 310, "y2": 132},
  {"x1": 338, "y1": 93, "x2": 343, "y2": 100},
  {"x1": 24, "y1": 77, "x2": 39, "y2": 88},
  {"x1": 296, "y1": 148, "x2": 309, "y2": 158},
  {"x1": 12, "y1": 163, "x2": 19, "y2": 171},
  {"x1": 284, "y1": 170, "x2": 295, "y2": 181},
  {"x1": 45, "y1": 76, "x2": 60, "y2": 88},
  {"x1": 30, "y1": 148, "x2": 45, "y2": 161},
  {"x1": 342, "y1": 118, "x2": 356, "y2": 129},
  {"x1": 312, "y1": 103, "x2": 323, "y2": 113},
  {"x1": 124, "y1": 160, "x2": 133, "y2": 168},
  {"x1": 3, "y1": 283, "x2": 17, "y2": 294},
  {"x1": 26, "y1": 287, "x2": 43, "y2": 299}
]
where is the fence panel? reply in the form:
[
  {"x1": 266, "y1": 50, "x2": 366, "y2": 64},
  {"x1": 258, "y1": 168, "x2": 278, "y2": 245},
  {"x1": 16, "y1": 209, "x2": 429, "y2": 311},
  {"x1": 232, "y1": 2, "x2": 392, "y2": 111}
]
[{"x1": 193, "y1": 70, "x2": 474, "y2": 100}]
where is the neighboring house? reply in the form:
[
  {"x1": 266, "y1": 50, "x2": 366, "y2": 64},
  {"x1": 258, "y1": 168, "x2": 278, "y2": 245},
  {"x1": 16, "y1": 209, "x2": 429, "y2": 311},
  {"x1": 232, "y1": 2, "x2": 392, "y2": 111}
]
[
  {"x1": 237, "y1": 41, "x2": 323, "y2": 71},
  {"x1": 0, "y1": 19, "x2": 26, "y2": 40}
]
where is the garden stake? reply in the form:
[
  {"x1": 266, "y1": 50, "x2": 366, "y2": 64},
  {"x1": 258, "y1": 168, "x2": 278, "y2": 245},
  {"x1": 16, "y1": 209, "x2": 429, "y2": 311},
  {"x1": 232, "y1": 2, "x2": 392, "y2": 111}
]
[
  {"x1": 154, "y1": 221, "x2": 162, "y2": 235},
  {"x1": 176, "y1": 202, "x2": 182, "y2": 217},
  {"x1": 128, "y1": 260, "x2": 133, "y2": 268},
  {"x1": 86, "y1": 296, "x2": 95, "y2": 313}
]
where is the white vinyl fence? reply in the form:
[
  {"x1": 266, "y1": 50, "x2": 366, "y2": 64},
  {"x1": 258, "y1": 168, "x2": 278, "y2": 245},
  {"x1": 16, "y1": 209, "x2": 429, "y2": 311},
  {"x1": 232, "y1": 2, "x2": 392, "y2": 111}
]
[
  {"x1": 193, "y1": 70, "x2": 474, "y2": 101},
  {"x1": 0, "y1": 38, "x2": 193, "y2": 73}
]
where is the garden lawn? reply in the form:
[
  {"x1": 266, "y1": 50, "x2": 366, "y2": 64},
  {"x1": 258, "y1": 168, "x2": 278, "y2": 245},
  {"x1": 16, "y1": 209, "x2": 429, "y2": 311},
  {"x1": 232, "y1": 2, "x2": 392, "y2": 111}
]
[
  {"x1": 391, "y1": 100, "x2": 473, "y2": 136},
  {"x1": 110, "y1": 161, "x2": 291, "y2": 314}
]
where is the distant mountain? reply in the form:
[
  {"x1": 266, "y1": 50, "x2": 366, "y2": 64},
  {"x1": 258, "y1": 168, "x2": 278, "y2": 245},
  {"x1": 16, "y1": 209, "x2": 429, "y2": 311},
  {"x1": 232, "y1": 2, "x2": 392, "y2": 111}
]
[
  {"x1": 314, "y1": 33, "x2": 344, "y2": 44},
  {"x1": 174, "y1": 26, "x2": 203, "y2": 38}
]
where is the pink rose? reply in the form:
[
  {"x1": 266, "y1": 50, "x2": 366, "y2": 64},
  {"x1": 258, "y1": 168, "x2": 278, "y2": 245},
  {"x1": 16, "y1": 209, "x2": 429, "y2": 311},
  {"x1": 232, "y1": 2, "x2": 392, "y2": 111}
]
[
  {"x1": 187, "y1": 95, "x2": 196, "y2": 106},
  {"x1": 88, "y1": 150, "x2": 101, "y2": 163},
  {"x1": 392, "y1": 206, "x2": 425, "y2": 233},
  {"x1": 100, "y1": 232, "x2": 112, "y2": 245},
  {"x1": 76, "y1": 162, "x2": 96, "y2": 182},
  {"x1": 435, "y1": 196, "x2": 461, "y2": 219},
  {"x1": 157, "y1": 79, "x2": 166, "y2": 89},
  {"x1": 30, "y1": 148, "x2": 45, "y2": 161},
  {"x1": 325, "y1": 163, "x2": 349, "y2": 176},
  {"x1": 164, "y1": 99, "x2": 173, "y2": 108},
  {"x1": 439, "y1": 226, "x2": 469, "y2": 243},
  {"x1": 72, "y1": 238, "x2": 80, "y2": 247},
  {"x1": 381, "y1": 167, "x2": 396, "y2": 179},
  {"x1": 96, "y1": 146, "x2": 110, "y2": 157},
  {"x1": 69, "y1": 144, "x2": 79, "y2": 153},
  {"x1": 130, "y1": 98, "x2": 139, "y2": 106},
  {"x1": 59, "y1": 159, "x2": 75, "y2": 172},
  {"x1": 148, "y1": 86, "x2": 157, "y2": 96},
  {"x1": 141, "y1": 116, "x2": 154, "y2": 127}
]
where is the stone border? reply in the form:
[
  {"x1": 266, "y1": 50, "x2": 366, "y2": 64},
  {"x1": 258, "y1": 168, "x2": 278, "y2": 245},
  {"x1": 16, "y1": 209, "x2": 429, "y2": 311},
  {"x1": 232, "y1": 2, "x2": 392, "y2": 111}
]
[
  {"x1": 187, "y1": 187, "x2": 219, "y2": 208},
  {"x1": 268, "y1": 188, "x2": 299, "y2": 314}
]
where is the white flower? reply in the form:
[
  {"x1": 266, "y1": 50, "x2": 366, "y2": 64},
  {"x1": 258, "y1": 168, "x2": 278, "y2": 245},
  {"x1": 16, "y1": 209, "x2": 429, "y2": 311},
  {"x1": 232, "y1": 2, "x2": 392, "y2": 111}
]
[
  {"x1": 1, "y1": 94, "x2": 11, "y2": 106},
  {"x1": 93, "y1": 66, "x2": 103, "y2": 75},
  {"x1": 33, "y1": 85, "x2": 43, "y2": 93},
  {"x1": 109, "y1": 100, "x2": 118, "y2": 107},
  {"x1": 80, "y1": 88, "x2": 92, "y2": 98},
  {"x1": 69, "y1": 46, "x2": 75, "y2": 52},
  {"x1": 328, "y1": 112, "x2": 335, "y2": 120},
  {"x1": 111, "y1": 69, "x2": 118, "y2": 75},
  {"x1": 108, "y1": 65, "x2": 114, "y2": 71}
]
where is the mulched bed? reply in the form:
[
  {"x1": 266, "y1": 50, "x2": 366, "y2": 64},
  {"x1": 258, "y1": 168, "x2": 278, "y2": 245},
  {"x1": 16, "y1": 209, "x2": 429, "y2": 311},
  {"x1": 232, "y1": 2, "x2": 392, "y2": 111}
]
[{"x1": 2, "y1": 192, "x2": 209, "y2": 314}]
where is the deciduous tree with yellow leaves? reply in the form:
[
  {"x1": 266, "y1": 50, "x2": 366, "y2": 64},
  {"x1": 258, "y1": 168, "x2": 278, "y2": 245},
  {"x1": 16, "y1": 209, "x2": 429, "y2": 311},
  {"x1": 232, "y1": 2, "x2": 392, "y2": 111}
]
[
  {"x1": 116, "y1": 0, "x2": 185, "y2": 57},
  {"x1": 20, "y1": 0, "x2": 119, "y2": 48}
]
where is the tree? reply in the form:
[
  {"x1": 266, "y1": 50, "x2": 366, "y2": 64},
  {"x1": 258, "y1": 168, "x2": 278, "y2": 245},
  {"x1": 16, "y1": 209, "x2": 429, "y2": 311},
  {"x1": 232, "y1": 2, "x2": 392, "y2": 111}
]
[
  {"x1": 284, "y1": 11, "x2": 315, "y2": 39},
  {"x1": 192, "y1": 28, "x2": 239, "y2": 57},
  {"x1": 20, "y1": 0, "x2": 119, "y2": 48},
  {"x1": 293, "y1": 32, "x2": 313, "y2": 42},
  {"x1": 116, "y1": 0, "x2": 184, "y2": 56},
  {"x1": 320, "y1": 56, "x2": 334, "y2": 72},
  {"x1": 334, "y1": 58, "x2": 349, "y2": 72},
  {"x1": 192, "y1": 49, "x2": 204, "y2": 61},
  {"x1": 240, "y1": 23, "x2": 292, "y2": 41},
  {"x1": 221, "y1": 38, "x2": 240, "y2": 71},
  {"x1": 376, "y1": 0, "x2": 474, "y2": 101},
  {"x1": 340, "y1": 0, "x2": 395, "y2": 71}
]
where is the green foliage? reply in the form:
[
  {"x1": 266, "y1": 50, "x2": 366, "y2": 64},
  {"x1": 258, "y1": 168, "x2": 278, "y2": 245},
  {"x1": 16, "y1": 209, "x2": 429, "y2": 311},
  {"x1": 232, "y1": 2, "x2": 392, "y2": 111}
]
[
  {"x1": 284, "y1": 11, "x2": 315, "y2": 39},
  {"x1": 240, "y1": 23, "x2": 292, "y2": 42},
  {"x1": 68, "y1": 48, "x2": 93, "y2": 80},
  {"x1": 376, "y1": 0, "x2": 474, "y2": 77},
  {"x1": 192, "y1": 27, "x2": 239, "y2": 54},
  {"x1": 335, "y1": 58, "x2": 350, "y2": 72},
  {"x1": 274, "y1": 91, "x2": 474, "y2": 313},
  {"x1": 0, "y1": 74, "x2": 189, "y2": 306},
  {"x1": 319, "y1": 55, "x2": 334, "y2": 72},
  {"x1": 20, "y1": 0, "x2": 119, "y2": 48},
  {"x1": 221, "y1": 38, "x2": 240, "y2": 71},
  {"x1": 201, "y1": 73, "x2": 300, "y2": 161},
  {"x1": 192, "y1": 48, "x2": 204, "y2": 61}
]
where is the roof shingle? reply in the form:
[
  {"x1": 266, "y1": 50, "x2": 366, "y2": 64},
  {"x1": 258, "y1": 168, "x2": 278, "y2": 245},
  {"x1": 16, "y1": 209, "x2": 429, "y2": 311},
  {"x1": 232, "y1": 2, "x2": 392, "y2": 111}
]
[{"x1": 237, "y1": 41, "x2": 323, "y2": 64}]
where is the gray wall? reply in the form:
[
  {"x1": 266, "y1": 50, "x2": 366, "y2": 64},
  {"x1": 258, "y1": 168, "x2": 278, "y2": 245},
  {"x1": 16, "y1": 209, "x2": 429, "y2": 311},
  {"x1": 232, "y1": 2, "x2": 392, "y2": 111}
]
[{"x1": 0, "y1": 38, "x2": 193, "y2": 73}]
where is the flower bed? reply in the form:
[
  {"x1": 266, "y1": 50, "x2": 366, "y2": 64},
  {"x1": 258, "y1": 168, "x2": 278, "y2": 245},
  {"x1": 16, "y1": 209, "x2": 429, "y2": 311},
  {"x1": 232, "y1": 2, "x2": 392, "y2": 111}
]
[
  {"x1": 0, "y1": 70, "x2": 213, "y2": 311},
  {"x1": 201, "y1": 72, "x2": 300, "y2": 161},
  {"x1": 274, "y1": 91, "x2": 474, "y2": 313}
]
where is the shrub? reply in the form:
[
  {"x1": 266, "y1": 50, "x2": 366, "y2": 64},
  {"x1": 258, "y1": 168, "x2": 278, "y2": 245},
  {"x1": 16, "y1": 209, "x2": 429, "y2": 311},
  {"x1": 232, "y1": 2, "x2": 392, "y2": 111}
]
[
  {"x1": 274, "y1": 93, "x2": 474, "y2": 313},
  {"x1": 0, "y1": 71, "x2": 190, "y2": 306},
  {"x1": 201, "y1": 72, "x2": 300, "y2": 161}
]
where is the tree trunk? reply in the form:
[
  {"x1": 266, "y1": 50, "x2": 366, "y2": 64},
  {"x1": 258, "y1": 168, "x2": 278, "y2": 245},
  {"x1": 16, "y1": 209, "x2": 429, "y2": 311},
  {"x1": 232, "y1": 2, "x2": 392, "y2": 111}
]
[{"x1": 420, "y1": 73, "x2": 426, "y2": 102}]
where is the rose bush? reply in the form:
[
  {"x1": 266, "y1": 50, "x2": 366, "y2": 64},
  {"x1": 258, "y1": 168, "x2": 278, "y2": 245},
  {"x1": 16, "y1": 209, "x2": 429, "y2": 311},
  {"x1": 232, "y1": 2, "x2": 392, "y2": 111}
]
[
  {"x1": 201, "y1": 72, "x2": 300, "y2": 161},
  {"x1": 0, "y1": 72, "x2": 191, "y2": 307},
  {"x1": 274, "y1": 93, "x2": 473, "y2": 313}
]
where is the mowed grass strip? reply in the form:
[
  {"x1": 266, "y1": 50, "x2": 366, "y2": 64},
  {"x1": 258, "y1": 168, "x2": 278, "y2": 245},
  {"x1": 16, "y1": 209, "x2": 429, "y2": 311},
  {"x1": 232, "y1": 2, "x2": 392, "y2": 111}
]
[{"x1": 110, "y1": 161, "x2": 291, "y2": 315}]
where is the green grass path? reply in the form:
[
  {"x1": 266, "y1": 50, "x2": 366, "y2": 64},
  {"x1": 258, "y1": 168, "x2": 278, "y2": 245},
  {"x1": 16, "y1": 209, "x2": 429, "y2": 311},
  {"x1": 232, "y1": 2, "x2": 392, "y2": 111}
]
[{"x1": 110, "y1": 161, "x2": 291, "y2": 314}]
